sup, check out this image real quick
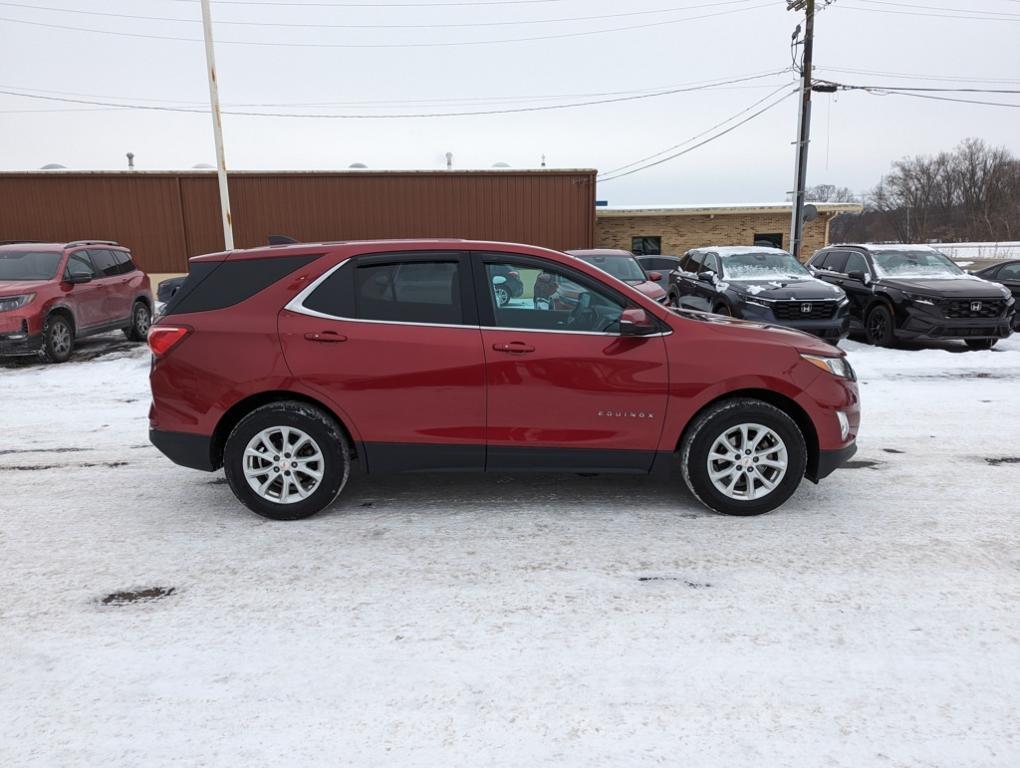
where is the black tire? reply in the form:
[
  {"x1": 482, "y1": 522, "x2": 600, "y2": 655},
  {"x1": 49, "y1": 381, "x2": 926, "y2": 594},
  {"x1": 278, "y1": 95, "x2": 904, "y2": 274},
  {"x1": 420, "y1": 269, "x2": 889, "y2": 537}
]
[
  {"x1": 965, "y1": 339, "x2": 997, "y2": 351},
  {"x1": 680, "y1": 398, "x2": 808, "y2": 516},
  {"x1": 865, "y1": 304, "x2": 895, "y2": 346},
  {"x1": 39, "y1": 313, "x2": 74, "y2": 363},
  {"x1": 123, "y1": 300, "x2": 151, "y2": 342},
  {"x1": 223, "y1": 401, "x2": 350, "y2": 520},
  {"x1": 713, "y1": 303, "x2": 733, "y2": 317},
  {"x1": 667, "y1": 291, "x2": 681, "y2": 308}
]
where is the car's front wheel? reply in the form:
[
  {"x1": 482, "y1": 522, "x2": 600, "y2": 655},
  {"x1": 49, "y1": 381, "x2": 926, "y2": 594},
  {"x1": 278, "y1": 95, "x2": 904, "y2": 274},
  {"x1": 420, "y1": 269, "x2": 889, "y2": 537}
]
[
  {"x1": 123, "y1": 300, "x2": 151, "y2": 342},
  {"x1": 680, "y1": 398, "x2": 808, "y2": 516},
  {"x1": 39, "y1": 314, "x2": 74, "y2": 363},
  {"x1": 223, "y1": 401, "x2": 351, "y2": 520},
  {"x1": 865, "y1": 304, "x2": 895, "y2": 346}
]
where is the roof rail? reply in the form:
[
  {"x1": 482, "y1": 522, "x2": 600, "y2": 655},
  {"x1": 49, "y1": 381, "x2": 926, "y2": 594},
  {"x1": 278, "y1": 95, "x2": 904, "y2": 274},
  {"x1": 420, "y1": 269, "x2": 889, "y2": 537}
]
[
  {"x1": 0, "y1": 240, "x2": 46, "y2": 245},
  {"x1": 65, "y1": 239, "x2": 120, "y2": 247}
]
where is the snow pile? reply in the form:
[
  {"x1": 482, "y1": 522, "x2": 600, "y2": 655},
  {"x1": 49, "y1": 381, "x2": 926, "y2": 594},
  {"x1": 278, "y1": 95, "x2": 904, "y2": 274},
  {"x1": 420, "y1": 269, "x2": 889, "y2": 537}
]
[{"x1": 1, "y1": 334, "x2": 1019, "y2": 767}]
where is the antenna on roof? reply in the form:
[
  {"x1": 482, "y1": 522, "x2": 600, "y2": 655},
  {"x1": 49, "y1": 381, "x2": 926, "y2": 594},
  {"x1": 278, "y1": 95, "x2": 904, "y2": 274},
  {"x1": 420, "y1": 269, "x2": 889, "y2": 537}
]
[{"x1": 267, "y1": 234, "x2": 299, "y2": 245}]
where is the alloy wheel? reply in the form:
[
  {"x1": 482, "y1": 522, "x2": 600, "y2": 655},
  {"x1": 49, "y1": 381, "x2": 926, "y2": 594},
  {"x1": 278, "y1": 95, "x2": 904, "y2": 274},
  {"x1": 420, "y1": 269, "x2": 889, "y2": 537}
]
[
  {"x1": 135, "y1": 304, "x2": 151, "y2": 336},
  {"x1": 243, "y1": 426, "x2": 325, "y2": 504},
  {"x1": 706, "y1": 423, "x2": 788, "y2": 500},
  {"x1": 51, "y1": 320, "x2": 71, "y2": 356}
]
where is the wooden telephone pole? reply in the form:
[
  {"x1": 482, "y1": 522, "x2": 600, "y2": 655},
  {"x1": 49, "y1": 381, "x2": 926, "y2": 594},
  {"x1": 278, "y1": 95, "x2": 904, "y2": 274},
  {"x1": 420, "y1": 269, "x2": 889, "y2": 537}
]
[{"x1": 788, "y1": 0, "x2": 816, "y2": 261}]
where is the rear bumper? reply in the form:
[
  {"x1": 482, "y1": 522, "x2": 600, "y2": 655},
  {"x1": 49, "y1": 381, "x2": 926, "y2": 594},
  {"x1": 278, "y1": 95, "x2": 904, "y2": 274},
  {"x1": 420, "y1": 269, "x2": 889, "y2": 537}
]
[
  {"x1": 150, "y1": 428, "x2": 217, "y2": 471},
  {"x1": 807, "y1": 441, "x2": 857, "y2": 482}
]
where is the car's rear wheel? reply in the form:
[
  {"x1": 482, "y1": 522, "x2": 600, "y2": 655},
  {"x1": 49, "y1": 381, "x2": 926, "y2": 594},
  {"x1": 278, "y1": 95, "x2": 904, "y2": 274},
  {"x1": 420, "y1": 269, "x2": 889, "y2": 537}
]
[
  {"x1": 494, "y1": 285, "x2": 510, "y2": 306},
  {"x1": 713, "y1": 303, "x2": 732, "y2": 317},
  {"x1": 123, "y1": 301, "x2": 151, "y2": 342},
  {"x1": 865, "y1": 304, "x2": 895, "y2": 346},
  {"x1": 223, "y1": 401, "x2": 350, "y2": 520},
  {"x1": 680, "y1": 398, "x2": 807, "y2": 516},
  {"x1": 965, "y1": 339, "x2": 997, "y2": 351},
  {"x1": 39, "y1": 314, "x2": 74, "y2": 363}
]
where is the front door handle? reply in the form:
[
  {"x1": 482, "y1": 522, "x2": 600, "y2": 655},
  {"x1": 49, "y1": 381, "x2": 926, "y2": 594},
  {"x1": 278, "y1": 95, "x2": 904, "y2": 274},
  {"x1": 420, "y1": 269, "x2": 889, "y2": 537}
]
[
  {"x1": 304, "y1": 331, "x2": 347, "y2": 343},
  {"x1": 492, "y1": 341, "x2": 535, "y2": 354}
]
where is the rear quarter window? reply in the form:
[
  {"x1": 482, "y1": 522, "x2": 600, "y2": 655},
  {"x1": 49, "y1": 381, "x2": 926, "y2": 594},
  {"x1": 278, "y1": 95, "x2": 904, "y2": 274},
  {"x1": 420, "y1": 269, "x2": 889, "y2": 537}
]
[{"x1": 164, "y1": 254, "x2": 319, "y2": 315}]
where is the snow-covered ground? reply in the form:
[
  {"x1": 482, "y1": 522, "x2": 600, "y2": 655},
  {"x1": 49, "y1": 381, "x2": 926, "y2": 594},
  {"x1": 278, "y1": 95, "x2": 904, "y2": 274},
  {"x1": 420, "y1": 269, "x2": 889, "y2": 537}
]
[{"x1": 2, "y1": 333, "x2": 1019, "y2": 767}]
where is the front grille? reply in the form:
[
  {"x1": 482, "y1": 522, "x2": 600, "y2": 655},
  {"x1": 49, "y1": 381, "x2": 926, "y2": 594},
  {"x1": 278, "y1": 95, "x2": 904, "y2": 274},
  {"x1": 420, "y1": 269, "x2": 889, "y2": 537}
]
[
  {"x1": 943, "y1": 298, "x2": 1006, "y2": 319},
  {"x1": 770, "y1": 300, "x2": 838, "y2": 320}
]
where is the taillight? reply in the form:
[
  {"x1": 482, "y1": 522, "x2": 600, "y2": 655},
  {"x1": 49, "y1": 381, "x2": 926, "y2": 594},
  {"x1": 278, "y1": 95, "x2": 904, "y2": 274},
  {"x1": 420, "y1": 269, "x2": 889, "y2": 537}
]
[{"x1": 148, "y1": 325, "x2": 190, "y2": 357}]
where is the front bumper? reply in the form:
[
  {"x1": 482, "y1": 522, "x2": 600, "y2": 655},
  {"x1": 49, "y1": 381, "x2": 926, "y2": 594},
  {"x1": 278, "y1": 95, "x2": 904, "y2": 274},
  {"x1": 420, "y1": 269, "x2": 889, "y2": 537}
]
[
  {"x1": 150, "y1": 428, "x2": 217, "y2": 471},
  {"x1": 742, "y1": 304, "x2": 850, "y2": 342},
  {"x1": 895, "y1": 303, "x2": 1014, "y2": 341},
  {"x1": 0, "y1": 330, "x2": 43, "y2": 357},
  {"x1": 808, "y1": 441, "x2": 858, "y2": 482}
]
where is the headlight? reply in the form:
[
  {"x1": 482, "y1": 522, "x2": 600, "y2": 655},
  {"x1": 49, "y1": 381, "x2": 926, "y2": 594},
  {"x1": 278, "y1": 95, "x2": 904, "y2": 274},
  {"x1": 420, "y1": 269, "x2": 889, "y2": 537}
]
[
  {"x1": 801, "y1": 353, "x2": 856, "y2": 381},
  {"x1": 744, "y1": 297, "x2": 773, "y2": 309},
  {"x1": 0, "y1": 294, "x2": 34, "y2": 313},
  {"x1": 902, "y1": 292, "x2": 935, "y2": 306}
]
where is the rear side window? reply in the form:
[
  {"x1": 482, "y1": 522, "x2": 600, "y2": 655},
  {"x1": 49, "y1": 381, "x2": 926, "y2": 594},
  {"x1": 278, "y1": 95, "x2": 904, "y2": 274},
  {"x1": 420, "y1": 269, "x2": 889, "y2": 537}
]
[
  {"x1": 89, "y1": 249, "x2": 120, "y2": 277},
  {"x1": 164, "y1": 254, "x2": 319, "y2": 315},
  {"x1": 301, "y1": 253, "x2": 466, "y2": 326},
  {"x1": 112, "y1": 250, "x2": 135, "y2": 274}
]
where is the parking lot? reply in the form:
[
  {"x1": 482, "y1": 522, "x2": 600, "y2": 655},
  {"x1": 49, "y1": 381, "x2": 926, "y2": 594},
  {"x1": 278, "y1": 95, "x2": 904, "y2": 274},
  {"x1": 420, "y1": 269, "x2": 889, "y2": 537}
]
[{"x1": 0, "y1": 332, "x2": 1017, "y2": 765}]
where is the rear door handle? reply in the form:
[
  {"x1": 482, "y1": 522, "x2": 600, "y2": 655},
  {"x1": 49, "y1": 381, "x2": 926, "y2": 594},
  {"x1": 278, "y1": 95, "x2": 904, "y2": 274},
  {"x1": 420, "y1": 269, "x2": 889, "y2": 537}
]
[
  {"x1": 304, "y1": 331, "x2": 347, "y2": 343},
  {"x1": 492, "y1": 341, "x2": 535, "y2": 354}
]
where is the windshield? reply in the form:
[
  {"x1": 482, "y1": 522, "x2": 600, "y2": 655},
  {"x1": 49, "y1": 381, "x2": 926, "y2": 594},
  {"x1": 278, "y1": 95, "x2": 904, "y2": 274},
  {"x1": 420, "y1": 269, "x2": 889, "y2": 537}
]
[
  {"x1": 871, "y1": 249, "x2": 964, "y2": 278},
  {"x1": 579, "y1": 254, "x2": 647, "y2": 282},
  {"x1": 0, "y1": 250, "x2": 62, "y2": 281},
  {"x1": 722, "y1": 251, "x2": 810, "y2": 280}
]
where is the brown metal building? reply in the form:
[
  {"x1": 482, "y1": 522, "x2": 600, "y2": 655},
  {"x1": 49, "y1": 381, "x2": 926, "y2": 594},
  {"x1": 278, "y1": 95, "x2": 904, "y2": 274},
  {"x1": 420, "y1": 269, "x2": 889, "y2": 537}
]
[{"x1": 0, "y1": 169, "x2": 597, "y2": 274}]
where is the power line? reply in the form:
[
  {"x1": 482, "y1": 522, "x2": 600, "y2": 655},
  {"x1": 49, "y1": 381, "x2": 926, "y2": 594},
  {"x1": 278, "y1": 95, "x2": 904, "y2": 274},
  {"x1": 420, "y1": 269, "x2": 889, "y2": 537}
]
[
  {"x1": 0, "y1": 73, "x2": 793, "y2": 119},
  {"x1": 817, "y1": 80, "x2": 1020, "y2": 95},
  {"x1": 815, "y1": 65, "x2": 1020, "y2": 85},
  {"x1": 599, "y1": 81, "x2": 794, "y2": 176},
  {"x1": 837, "y1": 3, "x2": 1020, "y2": 21},
  {"x1": 0, "y1": 0, "x2": 763, "y2": 29},
  {"x1": 0, "y1": 3, "x2": 774, "y2": 48},
  {"x1": 864, "y1": 90, "x2": 1020, "y2": 108},
  {"x1": 0, "y1": 70, "x2": 789, "y2": 110},
  {"x1": 159, "y1": 0, "x2": 576, "y2": 5},
  {"x1": 853, "y1": 0, "x2": 1020, "y2": 18},
  {"x1": 598, "y1": 89, "x2": 798, "y2": 182}
]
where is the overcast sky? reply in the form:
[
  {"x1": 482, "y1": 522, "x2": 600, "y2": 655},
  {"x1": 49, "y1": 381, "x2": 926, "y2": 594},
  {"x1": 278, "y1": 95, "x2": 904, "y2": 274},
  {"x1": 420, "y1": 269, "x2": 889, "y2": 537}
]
[{"x1": 1, "y1": 0, "x2": 1018, "y2": 205}]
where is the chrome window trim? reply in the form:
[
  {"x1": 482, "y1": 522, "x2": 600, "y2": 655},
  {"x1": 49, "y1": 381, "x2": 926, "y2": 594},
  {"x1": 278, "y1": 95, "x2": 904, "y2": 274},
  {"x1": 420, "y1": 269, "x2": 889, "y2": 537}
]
[{"x1": 285, "y1": 258, "x2": 672, "y2": 338}]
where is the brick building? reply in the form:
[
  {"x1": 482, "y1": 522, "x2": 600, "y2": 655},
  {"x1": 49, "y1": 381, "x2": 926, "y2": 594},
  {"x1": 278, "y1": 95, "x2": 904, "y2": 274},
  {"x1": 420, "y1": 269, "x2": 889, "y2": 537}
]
[{"x1": 595, "y1": 202, "x2": 862, "y2": 260}]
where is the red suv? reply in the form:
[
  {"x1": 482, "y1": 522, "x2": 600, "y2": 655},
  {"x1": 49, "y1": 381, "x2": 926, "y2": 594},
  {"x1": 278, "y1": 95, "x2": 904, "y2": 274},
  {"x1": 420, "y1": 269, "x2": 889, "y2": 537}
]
[
  {"x1": 148, "y1": 240, "x2": 860, "y2": 520},
  {"x1": 0, "y1": 241, "x2": 153, "y2": 362}
]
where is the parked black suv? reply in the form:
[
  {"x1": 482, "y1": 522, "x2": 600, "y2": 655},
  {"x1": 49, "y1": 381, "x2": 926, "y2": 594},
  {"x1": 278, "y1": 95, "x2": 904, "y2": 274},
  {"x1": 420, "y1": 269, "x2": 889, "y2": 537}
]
[
  {"x1": 667, "y1": 246, "x2": 850, "y2": 342},
  {"x1": 808, "y1": 245, "x2": 1016, "y2": 349}
]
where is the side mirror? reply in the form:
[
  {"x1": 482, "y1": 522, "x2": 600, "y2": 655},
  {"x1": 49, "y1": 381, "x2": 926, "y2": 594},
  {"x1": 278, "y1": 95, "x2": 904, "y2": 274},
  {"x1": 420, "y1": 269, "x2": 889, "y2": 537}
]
[
  {"x1": 697, "y1": 271, "x2": 716, "y2": 283},
  {"x1": 646, "y1": 271, "x2": 663, "y2": 282},
  {"x1": 65, "y1": 273, "x2": 93, "y2": 285},
  {"x1": 619, "y1": 308, "x2": 656, "y2": 336},
  {"x1": 846, "y1": 271, "x2": 868, "y2": 283}
]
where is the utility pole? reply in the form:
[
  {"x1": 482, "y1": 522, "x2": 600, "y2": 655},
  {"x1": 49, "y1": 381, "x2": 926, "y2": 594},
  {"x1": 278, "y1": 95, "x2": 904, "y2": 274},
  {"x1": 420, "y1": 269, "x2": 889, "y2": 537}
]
[
  {"x1": 200, "y1": 0, "x2": 234, "y2": 250},
  {"x1": 788, "y1": 0, "x2": 815, "y2": 261}
]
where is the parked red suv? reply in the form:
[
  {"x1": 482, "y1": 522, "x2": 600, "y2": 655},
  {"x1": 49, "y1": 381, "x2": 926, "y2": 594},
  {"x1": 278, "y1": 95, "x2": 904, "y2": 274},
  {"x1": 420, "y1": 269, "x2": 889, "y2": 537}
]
[
  {"x1": 0, "y1": 241, "x2": 153, "y2": 362},
  {"x1": 148, "y1": 239, "x2": 860, "y2": 520}
]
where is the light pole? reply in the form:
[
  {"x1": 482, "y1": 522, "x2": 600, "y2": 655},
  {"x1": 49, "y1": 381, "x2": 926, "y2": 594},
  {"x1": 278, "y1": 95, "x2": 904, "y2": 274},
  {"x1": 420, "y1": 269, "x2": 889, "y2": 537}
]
[{"x1": 200, "y1": 0, "x2": 234, "y2": 250}]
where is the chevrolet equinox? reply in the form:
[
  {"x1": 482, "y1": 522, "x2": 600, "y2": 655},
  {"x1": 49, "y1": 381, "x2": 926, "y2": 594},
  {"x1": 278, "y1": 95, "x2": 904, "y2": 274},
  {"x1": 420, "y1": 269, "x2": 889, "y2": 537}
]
[{"x1": 148, "y1": 240, "x2": 860, "y2": 519}]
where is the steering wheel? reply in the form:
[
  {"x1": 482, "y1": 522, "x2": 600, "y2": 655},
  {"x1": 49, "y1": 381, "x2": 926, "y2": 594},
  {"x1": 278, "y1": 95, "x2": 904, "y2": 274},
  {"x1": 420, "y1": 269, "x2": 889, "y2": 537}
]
[{"x1": 566, "y1": 292, "x2": 598, "y2": 330}]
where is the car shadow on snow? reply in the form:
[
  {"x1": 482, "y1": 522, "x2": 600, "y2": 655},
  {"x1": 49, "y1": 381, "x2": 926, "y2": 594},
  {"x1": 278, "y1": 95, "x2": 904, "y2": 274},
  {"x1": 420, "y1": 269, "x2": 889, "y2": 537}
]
[{"x1": 0, "y1": 332, "x2": 144, "y2": 369}]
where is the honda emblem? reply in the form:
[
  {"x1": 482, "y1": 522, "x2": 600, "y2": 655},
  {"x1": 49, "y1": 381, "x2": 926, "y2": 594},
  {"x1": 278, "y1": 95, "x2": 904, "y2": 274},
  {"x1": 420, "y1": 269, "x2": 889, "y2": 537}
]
[
  {"x1": 970, "y1": 301, "x2": 982, "y2": 312},
  {"x1": 801, "y1": 303, "x2": 812, "y2": 313}
]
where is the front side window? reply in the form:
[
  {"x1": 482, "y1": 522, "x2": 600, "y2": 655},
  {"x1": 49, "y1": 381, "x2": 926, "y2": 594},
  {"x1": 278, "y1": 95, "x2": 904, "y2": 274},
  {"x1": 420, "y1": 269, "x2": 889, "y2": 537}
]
[
  {"x1": 703, "y1": 254, "x2": 721, "y2": 275},
  {"x1": 631, "y1": 236, "x2": 662, "y2": 256},
  {"x1": 870, "y1": 249, "x2": 963, "y2": 279},
  {"x1": 999, "y1": 263, "x2": 1020, "y2": 280},
  {"x1": 65, "y1": 251, "x2": 96, "y2": 279},
  {"x1": 483, "y1": 259, "x2": 625, "y2": 333},
  {"x1": 0, "y1": 250, "x2": 62, "y2": 280},
  {"x1": 843, "y1": 252, "x2": 870, "y2": 276}
]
